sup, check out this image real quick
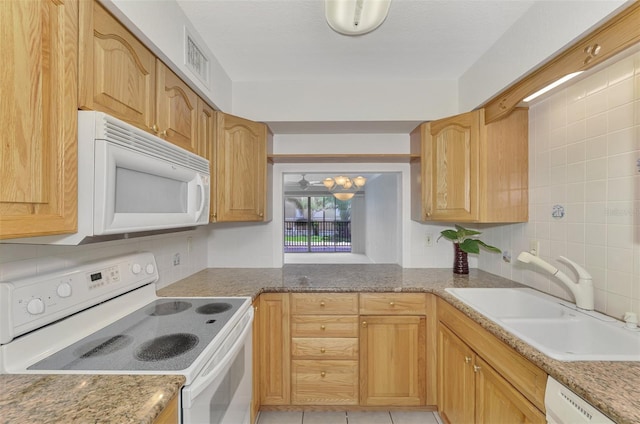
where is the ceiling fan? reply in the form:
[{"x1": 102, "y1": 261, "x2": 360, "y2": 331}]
[{"x1": 296, "y1": 174, "x2": 323, "y2": 190}]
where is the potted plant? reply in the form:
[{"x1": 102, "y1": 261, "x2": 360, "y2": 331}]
[{"x1": 438, "y1": 225, "x2": 501, "y2": 274}]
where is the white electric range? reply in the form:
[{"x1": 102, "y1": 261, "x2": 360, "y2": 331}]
[{"x1": 0, "y1": 252, "x2": 253, "y2": 424}]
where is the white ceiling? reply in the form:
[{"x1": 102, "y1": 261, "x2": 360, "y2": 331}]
[{"x1": 176, "y1": 0, "x2": 536, "y2": 82}]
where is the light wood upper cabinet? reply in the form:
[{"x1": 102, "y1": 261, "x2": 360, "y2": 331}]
[
  {"x1": 411, "y1": 108, "x2": 528, "y2": 223},
  {"x1": 197, "y1": 98, "x2": 215, "y2": 162},
  {"x1": 211, "y1": 112, "x2": 270, "y2": 222},
  {"x1": 0, "y1": 0, "x2": 78, "y2": 240},
  {"x1": 79, "y1": 0, "x2": 155, "y2": 132},
  {"x1": 156, "y1": 61, "x2": 199, "y2": 153}
]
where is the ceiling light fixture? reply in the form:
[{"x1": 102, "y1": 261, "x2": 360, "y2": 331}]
[
  {"x1": 325, "y1": 0, "x2": 391, "y2": 36},
  {"x1": 522, "y1": 72, "x2": 583, "y2": 102},
  {"x1": 323, "y1": 175, "x2": 367, "y2": 200}
]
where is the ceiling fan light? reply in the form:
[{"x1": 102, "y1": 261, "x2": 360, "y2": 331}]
[
  {"x1": 323, "y1": 177, "x2": 336, "y2": 189},
  {"x1": 325, "y1": 0, "x2": 391, "y2": 36},
  {"x1": 353, "y1": 176, "x2": 367, "y2": 187},
  {"x1": 334, "y1": 175, "x2": 348, "y2": 187},
  {"x1": 333, "y1": 192, "x2": 355, "y2": 201}
]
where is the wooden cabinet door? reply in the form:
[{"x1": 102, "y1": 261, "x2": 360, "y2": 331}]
[
  {"x1": 438, "y1": 325, "x2": 475, "y2": 424},
  {"x1": 475, "y1": 357, "x2": 546, "y2": 424},
  {"x1": 156, "y1": 61, "x2": 198, "y2": 153},
  {"x1": 1, "y1": 0, "x2": 78, "y2": 239},
  {"x1": 79, "y1": 1, "x2": 156, "y2": 132},
  {"x1": 360, "y1": 315, "x2": 426, "y2": 406},
  {"x1": 213, "y1": 112, "x2": 267, "y2": 222},
  {"x1": 425, "y1": 110, "x2": 479, "y2": 221},
  {"x1": 251, "y1": 298, "x2": 261, "y2": 424},
  {"x1": 197, "y1": 98, "x2": 216, "y2": 221},
  {"x1": 259, "y1": 293, "x2": 290, "y2": 405}
]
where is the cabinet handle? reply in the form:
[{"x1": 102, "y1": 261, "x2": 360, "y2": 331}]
[
  {"x1": 151, "y1": 124, "x2": 159, "y2": 133},
  {"x1": 464, "y1": 356, "x2": 472, "y2": 364},
  {"x1": 362, "y1": 321, "x2": 367, "y2": 328},
  {"x1": 389, "y1": 301, "x2": 395, "y2": 307},
  {"x1": 320, "y1": 325, "x2": 326, "y2": 330},
  {"x1": 259, "y1": 212, "x2": 264, "y2": 217},
  {"x1": 320, "y1": 301, "x2": 326, "y2": 307},
  {"x1": 473, "y1": 365, "x2": 481, "y2": 373},
  {"x1": 320, "y1": 371, "x2": 326, "y2": 377},
  {"x1": 320, "y1": 348, "x2": 326, "y2": 353},
  {"x1": 160, "y1": 130, "x2": 167, "y2": 137}
]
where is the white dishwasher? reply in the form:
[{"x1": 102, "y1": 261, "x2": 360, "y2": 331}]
[{"x1": 545, "y1": 377, "x2": 615, "y2": 424}]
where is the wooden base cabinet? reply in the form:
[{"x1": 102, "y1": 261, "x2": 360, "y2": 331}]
[
  {"x1": 360, "y1": 315, "x2": 426, "y2": 406},
  {"x1": 437, "y1": 299, "x2": 547, "y2": 424},
  {"x1": 290, "y1": 294, "x2": 359, "y2": 406},
  {"x1": 410, "y1": 108, "x2": 528, "y2": 223},
  {"x1": 359, "y1": 293, "x2": 427, "y2": 407},
  {"x1": 259, "y1": 294, "x2": 290, "y2": 406}
]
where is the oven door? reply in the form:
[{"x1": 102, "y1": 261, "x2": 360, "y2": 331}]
[
  {"x1": 181, "y1": 309, "x2": 253, "y2": 424},
  {"x1": 93, "y1": 140, "x2": 209, "y2": 235}
]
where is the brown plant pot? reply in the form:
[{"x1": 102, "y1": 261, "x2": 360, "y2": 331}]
[{"x1": 453, "y1": 243, "x2": 469, "y2": 274}]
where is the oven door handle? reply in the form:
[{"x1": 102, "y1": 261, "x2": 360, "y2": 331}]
[{"x1": 182, "y1": 309, "x2": 253, "y2": 407}]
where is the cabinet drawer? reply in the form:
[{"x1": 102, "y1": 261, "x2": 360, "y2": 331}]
[
  {"x1": 291, "y1": 338, "x2": 358, "y2": 359},
  {"x1": 360, "y1": 293, "x2": 427, "y2": 315},
  {"x1": 290, "y1": 293, "x2": 358, "y2": 315},
  {"x1": 291, "y1": 360, "x2": 358, "y2": 405},
  {"x1": 291, "y1": 315, "x2": 359, "y2": 337}
]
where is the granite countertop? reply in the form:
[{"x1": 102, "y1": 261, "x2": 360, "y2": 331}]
[
  {"x1": 2, "y1": 265, "x2": 637, "y2": 423},
  {"x1": 159, "y1": 264, "x2": 640, "y2": 424},
  {"x1": 0, "y1": 374, "x2": 184, "y2": 424}
]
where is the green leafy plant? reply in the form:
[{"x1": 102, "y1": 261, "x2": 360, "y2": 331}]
[{"x1": 438, "y1": 225, "x2": 501, "y2": 254}]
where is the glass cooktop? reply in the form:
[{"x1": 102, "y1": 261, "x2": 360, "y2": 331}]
[{"x1": 29, "y1": 297, "x2": 247, "y2": 371}]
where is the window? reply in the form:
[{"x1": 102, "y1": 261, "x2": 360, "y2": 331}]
[{"x1": 284, "y1": 196, "x2": 351, "y2": 253}]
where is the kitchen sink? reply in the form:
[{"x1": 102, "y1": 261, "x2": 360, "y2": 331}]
[{"x1": 445, "y1": 288, "x2": 640, "y2": 361}]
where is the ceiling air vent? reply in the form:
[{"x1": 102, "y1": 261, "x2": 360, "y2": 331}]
[{"x1": 184, "y1": 28, "x2": 209, "y2": 86}]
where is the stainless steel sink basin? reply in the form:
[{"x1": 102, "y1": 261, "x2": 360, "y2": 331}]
[{"x1": 445, "y1": 288, "x2": 640, "y2": 361}]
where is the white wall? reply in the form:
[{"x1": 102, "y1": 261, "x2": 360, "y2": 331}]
[
  {"x1": 364, "y1": 174, "x2": 401, "y2": 264},
  {"x1": 0, "y1": 228, "x2": 209, "y2": 290},
  {"x1": 478, "y1": 48, "x2": 640, "y2": 320},
  {"x1": 205, "y1": 132, "x2": 461, "y2": 268},
  {"x1": 232, "y1": 79, "x2": 458, "y2": 123},
  {"x1": 103, "y1": 0, "x2": 233, "y2": 112},
  {"x1": 458, "y1": 0, "x2": 629, "y2": 111}
]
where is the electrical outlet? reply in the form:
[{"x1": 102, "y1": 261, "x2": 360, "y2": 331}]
[
  {"x1": 529, "y1": 240, "x2": 540, "y2": 256},
  {"x1": 173, "y1": 253, "x2": 181, "y2": 266},
  {"x1": 426, "y1": 233, "x2": 433, "y2": 246}
]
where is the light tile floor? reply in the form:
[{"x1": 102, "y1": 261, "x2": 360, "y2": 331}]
[{"x1": 257, "y1": 410, "x2": 443, "y2": 424}]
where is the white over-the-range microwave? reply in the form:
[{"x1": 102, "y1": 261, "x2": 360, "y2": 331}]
[{"x1": 7, "y1": 111, "x2": 210, "y2": 245}]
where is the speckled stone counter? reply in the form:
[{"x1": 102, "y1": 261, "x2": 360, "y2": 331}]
[
  {"x1": 0, "y1": 374, "x2": 184, "y2": 424},
  {"x1": 159, "y1": 265, "x2": 640, "y2": 424}
]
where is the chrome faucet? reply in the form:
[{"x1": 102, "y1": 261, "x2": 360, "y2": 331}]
[{"x1": 517, "y1": 252, "x2": 594, "y2": 311}]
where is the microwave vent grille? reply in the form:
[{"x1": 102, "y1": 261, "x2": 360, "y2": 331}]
[{"x1": 97, "y1": 115, "x2": 209, "y2": 175}]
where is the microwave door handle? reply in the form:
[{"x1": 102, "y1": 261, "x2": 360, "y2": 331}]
[{"x1": 195, "y1": 174, "x2": 206, "y2": 222}]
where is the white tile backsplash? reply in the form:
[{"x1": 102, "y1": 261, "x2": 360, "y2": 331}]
[
  {"x1": 479, "y1": 49, "x2": 640, "y2": 320},
  {"x1": 0, "y1": 227, "x2": 209, "y2": 289}
]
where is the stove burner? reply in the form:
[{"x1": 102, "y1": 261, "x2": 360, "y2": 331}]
[
  {"x1": 195, "y1": 302, "x2": 232, "y2": 315},
  {"x1": 74, "y1": 335, "x2": 133, "y2": 358},
  {"x1": 134, "y1": 333, "x2": 199, "y2": 362},
  {"x1": 147, "y1": 301, "x2": 192, "y2": 316}
]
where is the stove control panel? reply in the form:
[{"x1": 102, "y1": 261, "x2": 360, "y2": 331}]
[{"x1": 0, "y1": 252, "x2": 159, "y2": 344}]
